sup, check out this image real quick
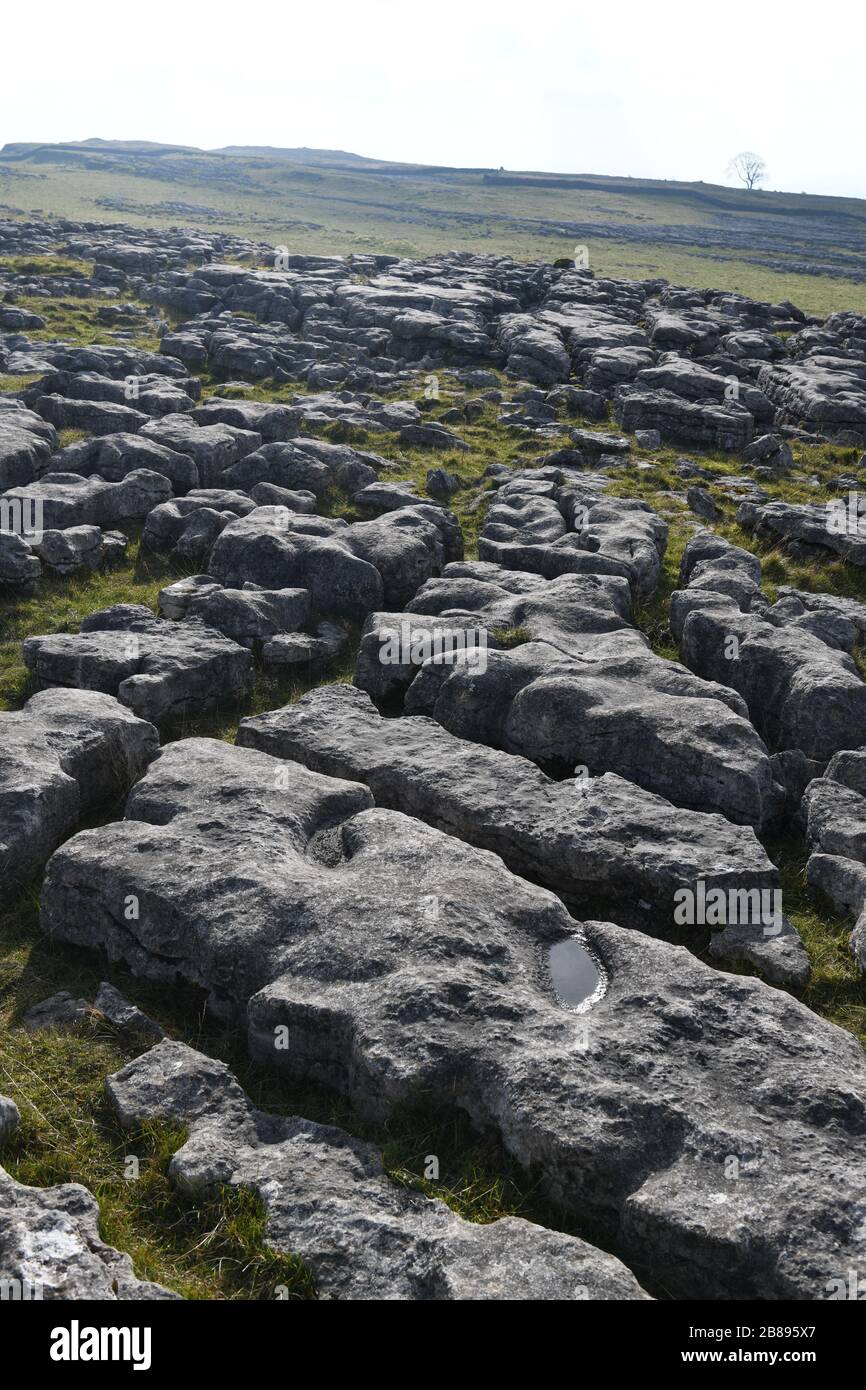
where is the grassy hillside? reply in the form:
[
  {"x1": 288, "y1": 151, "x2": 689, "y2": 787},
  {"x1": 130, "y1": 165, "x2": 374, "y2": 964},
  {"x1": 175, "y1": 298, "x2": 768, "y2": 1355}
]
[{"x1": 3, "y1": 140, "x2": 866, "y2": 314}]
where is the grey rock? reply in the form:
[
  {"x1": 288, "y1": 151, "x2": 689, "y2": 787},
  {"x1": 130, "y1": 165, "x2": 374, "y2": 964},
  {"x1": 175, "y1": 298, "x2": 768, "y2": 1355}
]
[
  {"x1": 107, "y1": 1040, "x2": 648, "y2": 1301},
  {"x1": 29, "y1": 369, "x2": 198, "y2": 418},
  {"x1": 0, "y1": 531, "x2": 41, "y2": 592},
  {"x1": 140, "y1": 414, "x2": 262, "y2": 487},
  {"x1": 738, "y1": 498, "x2": 866, "y2": 567},
  {"x1": 225, "y1": 438, "x2": 379, "y2": 496},
  {"x1": 479, "y1": 471, "x2": 667, "y2": 598},
  {"x1": 569, "y1": 428, "x2": 630, "y2": 455},
  {"x1": 39, "y1": 738, "x2": 866, "y2": 1299},
  {"x1": 0, "y1": 1096, "x2": 19, "y2": 1145},
  {"x1": 0, "y1": 1166, "x2": 177, "y2": 1299},
  {"x1": 141, "y1": 488, "x2": 256, "y2": 556},
  {"x1": 0, "y1": 687, "x2": 158, "y2": 884},
  {"x1": 187, "y1": 585, "x2": 311, "y2": 648},
  {"x1": 209, "y1": 504, "x2": 457, "y2": 617},
  {"x1": 35, "y1": 394, "x2": 148, "y2": 436},
  {"x1": 22, "y1": 610, "x2": 254, "y2": 726},
  {"x1": 673, "y1": 533, "x2": 866, "y2": 761},
  {"x1": 426, "y1": 468, "x2": 462, "y2": 498},
  {"x1": 686, "y1": 486, "x2": 721, "y2": 521},
  {"x1": 239, "y1": 683, "x2": 777, "y2": 930},
  {"x1": 353, "y1": 480, "x2": 427, "y2": 513},
  {"x1": 757, "y1": 357, "x2": 866, "y2": 443},
  {"x1": 191, "y1": 397, "x2": 298, "y2": 442},
  {"x1": 158, "y1": 574, "x2": 223, "y2": 620},
  {"x1": 31, "y1": 525, "x2": 103, "y2": 575},
  {"x1": 94, "y1": 982, "x2": 164, "y2": 1041},
  {"x1": 0, "y1": 408, "x2": 58, "y2": 488},
  {"x1": 2, "y1": 469, "x2": 172, "y2": 529},
  {"x1": 706, "y1": 916, "x2": 810, "y2": 988},
  {"x1": 801, "y1": 755, "x2": 866, "y2": 971},
  {"x1": 248, "y1": 482, "x2": 317, "y2": 513},
  {"x1": 402, "y1": 639, "x2": 783, "y2": 828},
  {"x1": 54, "y1": 432, "x2": 199, "y2": 493},
  {"x1": 399, "y1": 422, "x2": 468, "y2": 450},
  {"x1": 23, "y1": 990, "x2": 93, "y2": 1031},
  {"x1": 614, "y1": 388, "x2": 754, "y2": 451},
  {"x1": 634, "y1": 429, "x2": 661, "y2": 450},
  {"x1": 262, "y1": 621, "x2": 348, "y2": 669}
]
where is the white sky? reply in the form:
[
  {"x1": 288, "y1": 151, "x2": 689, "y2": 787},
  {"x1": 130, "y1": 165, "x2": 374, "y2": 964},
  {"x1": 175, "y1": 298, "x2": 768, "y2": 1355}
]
[{"x1": 2, "y1": 0, "x2": 863, "y2": 197}]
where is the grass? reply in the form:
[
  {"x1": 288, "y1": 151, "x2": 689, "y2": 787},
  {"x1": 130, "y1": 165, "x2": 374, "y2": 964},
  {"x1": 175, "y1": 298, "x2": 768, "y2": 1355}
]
[
  {"x1": 0, "y1": 254, "x2": 92, "y2": 278},
  {"x1": 13, "y1": 293, "x2": 161, "y2": 352}
]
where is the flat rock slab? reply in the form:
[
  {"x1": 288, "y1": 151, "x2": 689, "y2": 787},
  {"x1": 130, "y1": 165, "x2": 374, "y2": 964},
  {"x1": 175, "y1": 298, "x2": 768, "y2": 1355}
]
[
  {"x1": 0, "y1": 687, "x2": 158, "y2": 884},
  {"x1": 39, "y1": 738, "x2": 866, "y2": 1299},
  {"x1": 239, "y1": 683, "x2": 776, "y2": 928},
  {"x1": 0, "y1": 1167, "x2": 177, "y2": 1300},
  {"x1": 22, "y1": 608, "x2": 254, "y2": 725},
  {"x1": 107, "y1": 1040, "x2": 649, "y2": 1301},
  {"x1": 402, "y1": 640, "x2": 784, "y2": 829}
]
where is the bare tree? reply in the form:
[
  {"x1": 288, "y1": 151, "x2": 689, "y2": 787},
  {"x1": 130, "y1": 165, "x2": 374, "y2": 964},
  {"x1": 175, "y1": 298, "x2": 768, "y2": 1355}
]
[{"x1": 727, "y1": 152, "x2": 767, "y2": 190}]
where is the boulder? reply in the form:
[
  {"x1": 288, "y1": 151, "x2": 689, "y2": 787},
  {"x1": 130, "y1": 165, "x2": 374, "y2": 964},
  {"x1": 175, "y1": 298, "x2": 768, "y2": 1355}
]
[
  {"x1": 22, "y1": 609, "x2": 254, "y2": 726},
  {"x1": 0, "y1": 688, "x2": 158, "y2": 884},
  {"x1": 54, "y1": 432, "x2": 199, "y2": 492},
  {"x1": 801, "y1": 751, "x2": 866, "y2": 972},
  {"x1": 0, "y1": 531, "x2": 41, "y2": 592},
  {"x1": 140, "y1": 415, "x2": 262, "y2": 487},
  {"x1": 614, "y1": 388, "x2": 754, "y2": 451},
  {"x1": 2, "y1": 469, "x2": 172, "y2": 529}
]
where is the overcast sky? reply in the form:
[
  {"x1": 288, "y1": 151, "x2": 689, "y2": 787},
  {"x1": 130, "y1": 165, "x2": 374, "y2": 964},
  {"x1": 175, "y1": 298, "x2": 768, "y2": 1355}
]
[{"x1": 3, "y1": 0, "x2": 863, "y2": 197}]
